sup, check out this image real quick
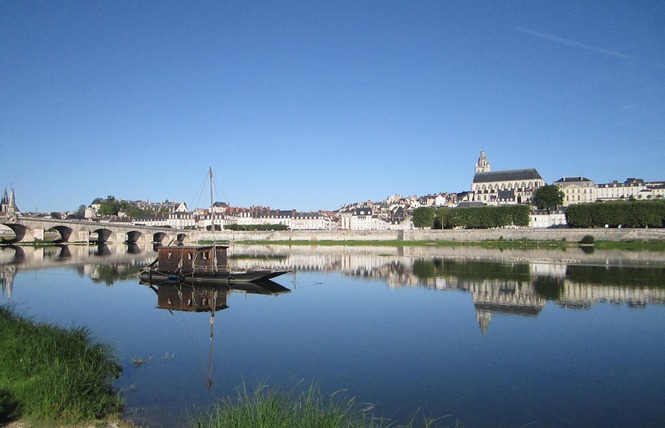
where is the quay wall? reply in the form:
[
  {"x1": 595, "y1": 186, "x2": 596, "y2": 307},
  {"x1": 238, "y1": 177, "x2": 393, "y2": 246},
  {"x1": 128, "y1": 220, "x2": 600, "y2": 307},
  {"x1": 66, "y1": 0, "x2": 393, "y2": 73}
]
[{"x1": 195, "y1": 228, "x2": 665, "y2": 243}]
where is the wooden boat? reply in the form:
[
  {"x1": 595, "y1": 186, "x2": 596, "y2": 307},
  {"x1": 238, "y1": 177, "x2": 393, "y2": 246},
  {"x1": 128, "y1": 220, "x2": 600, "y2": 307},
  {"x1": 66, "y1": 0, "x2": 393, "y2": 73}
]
[
  {"x1": 138, "y1": 244, "x2": 287, "y2": 284},
  {"x1": 138, "y1": 168, "x2": 288, "y2": 285}
]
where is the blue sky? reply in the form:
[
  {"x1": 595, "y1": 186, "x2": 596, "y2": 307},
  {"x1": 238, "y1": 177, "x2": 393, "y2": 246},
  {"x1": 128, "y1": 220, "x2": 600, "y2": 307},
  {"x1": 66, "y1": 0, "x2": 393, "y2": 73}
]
[{"x1": 2, "y1": 1, "x2": 664, "y2": 213}]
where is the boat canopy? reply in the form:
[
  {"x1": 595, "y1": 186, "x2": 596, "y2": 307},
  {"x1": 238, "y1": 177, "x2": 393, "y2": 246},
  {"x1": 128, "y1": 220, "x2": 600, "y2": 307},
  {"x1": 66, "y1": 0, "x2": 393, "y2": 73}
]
[{"x1": 156, "y1": 245, "x2": 228, "y2": 273}]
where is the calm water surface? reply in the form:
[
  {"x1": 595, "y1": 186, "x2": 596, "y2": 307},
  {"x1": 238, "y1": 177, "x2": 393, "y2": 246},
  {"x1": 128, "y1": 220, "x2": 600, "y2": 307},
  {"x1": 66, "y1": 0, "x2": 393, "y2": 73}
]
[{"x1": 1, "y1": 244, "x2": 665, "y2": 427}]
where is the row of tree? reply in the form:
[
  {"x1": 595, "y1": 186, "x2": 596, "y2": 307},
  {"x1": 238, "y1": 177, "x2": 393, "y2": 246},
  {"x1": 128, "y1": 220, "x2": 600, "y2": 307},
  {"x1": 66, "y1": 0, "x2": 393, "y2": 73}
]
[
  {"x1": 565, "y1": 200, "x2": 665, "y2": 228},
  {"x1": 224, "y1": 224, "x2": 289, "y2": 231},
  {"x1": 96, "y1": 197, "x2": 169, "y2": 218},
  {"x1": 413, "y1": 205, "x2": 531, "y2": 229}
]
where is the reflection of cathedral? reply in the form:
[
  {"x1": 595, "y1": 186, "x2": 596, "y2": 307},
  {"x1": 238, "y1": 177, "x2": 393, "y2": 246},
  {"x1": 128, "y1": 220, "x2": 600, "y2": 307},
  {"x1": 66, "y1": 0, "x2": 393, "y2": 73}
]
[{"x1": 468, "y1": 279, "x2": 546, "y2": 335}]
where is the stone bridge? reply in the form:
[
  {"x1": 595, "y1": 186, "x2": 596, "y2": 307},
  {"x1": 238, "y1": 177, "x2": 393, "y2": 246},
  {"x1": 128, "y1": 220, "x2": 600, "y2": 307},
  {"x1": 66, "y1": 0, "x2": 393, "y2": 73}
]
[{"x1": 0, "y1": 215, "x2": 193, "y2": 245}]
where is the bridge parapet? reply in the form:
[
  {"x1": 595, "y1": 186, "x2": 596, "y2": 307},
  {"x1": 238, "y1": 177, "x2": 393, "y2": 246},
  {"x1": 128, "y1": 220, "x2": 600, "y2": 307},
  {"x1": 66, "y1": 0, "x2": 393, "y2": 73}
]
[{"x1": 1, "y1": 216, "x2": 191, "y2": 245}]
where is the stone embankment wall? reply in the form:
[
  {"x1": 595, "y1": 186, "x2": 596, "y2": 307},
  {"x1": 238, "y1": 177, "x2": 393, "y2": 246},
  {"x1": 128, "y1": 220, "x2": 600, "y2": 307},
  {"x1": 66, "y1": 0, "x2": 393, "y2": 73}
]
[{"x1": 196, "y1": 227, "x2": 665, "y2": 243}]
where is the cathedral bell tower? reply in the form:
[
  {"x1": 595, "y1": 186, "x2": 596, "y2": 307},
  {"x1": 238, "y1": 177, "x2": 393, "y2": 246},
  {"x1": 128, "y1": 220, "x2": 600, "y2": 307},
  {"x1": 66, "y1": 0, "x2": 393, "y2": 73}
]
[{"x1": 475, "y1": 149, "x2": 490, "y2": 173}]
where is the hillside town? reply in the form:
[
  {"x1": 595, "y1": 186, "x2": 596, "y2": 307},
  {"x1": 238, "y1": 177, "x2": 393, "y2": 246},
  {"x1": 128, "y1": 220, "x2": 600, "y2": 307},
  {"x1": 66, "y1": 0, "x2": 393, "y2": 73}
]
[{"x1": 3, "y1": 150, "x2": 664, "y2": 231}]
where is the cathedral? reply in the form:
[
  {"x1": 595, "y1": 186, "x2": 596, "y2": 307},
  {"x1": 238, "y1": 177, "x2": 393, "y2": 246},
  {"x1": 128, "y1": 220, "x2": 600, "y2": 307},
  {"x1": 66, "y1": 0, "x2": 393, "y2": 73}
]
[{"x1": 471, "y1": 150, "x2": 544, "y2": 205}]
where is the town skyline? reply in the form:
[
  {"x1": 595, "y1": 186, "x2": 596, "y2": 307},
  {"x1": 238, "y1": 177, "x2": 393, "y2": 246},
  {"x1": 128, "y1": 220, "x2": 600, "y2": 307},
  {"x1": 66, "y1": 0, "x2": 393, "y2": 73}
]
[
  {"x1": 2, "y1": 2, "x2": 663, "y2": 213},
  {"x1": 4, "y1": 156, "x2": 662, "y2": 218}
]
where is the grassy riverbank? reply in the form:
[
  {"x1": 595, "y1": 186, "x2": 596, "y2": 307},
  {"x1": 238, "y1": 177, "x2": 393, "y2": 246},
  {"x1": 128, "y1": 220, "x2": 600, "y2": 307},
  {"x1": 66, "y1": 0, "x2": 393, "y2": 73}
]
[
  {"x1": 193, "y1": 382, "x2": 447, "y2": 428},
  {"x1": 592, "y1": 240, "x2": 665, "y2": 251},
  {"x1": 0, "y1": 305, "x2": 123, "y2": 426},
  {"x1": 236, "y1": 238, "x2": 665, "y2": 251}
]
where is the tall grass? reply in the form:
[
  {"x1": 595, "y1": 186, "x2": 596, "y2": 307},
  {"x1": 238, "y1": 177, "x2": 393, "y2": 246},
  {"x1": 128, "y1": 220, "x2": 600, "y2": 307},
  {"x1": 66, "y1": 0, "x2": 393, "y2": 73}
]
[
  {"x1": 193, "y1": 382, "x2": 449, "y2": 428},
  {"x1": 0, "y1": 305, "x2": 123, "y2": 425}
]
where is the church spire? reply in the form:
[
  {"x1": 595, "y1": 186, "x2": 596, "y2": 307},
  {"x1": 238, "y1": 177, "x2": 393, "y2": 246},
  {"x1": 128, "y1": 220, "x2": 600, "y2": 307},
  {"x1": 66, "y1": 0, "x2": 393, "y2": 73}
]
[
  {"x1": 1, "y1": 187, "x2": 19, "y2": 214},
  {"x1": 475, "y1": 149, "x2": 490, "y2": 173}
]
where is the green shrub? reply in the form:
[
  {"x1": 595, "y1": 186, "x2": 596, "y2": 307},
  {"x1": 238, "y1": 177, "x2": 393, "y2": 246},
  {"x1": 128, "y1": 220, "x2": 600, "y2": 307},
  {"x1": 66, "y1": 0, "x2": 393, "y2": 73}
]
[
  {"x1": 435, "y1": 205, "x2": 529, "y2": 229},
  {"x1": 580, "y1": 235, "x2": 595, "y2": 245},
  {"x1": 566, "y1": 200, "x2": 665, "y2": 228}
]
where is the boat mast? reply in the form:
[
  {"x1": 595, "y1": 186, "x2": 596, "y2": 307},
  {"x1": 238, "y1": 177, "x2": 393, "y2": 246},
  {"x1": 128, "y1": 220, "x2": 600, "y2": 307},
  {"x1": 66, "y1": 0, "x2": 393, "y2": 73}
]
[{"x1": 209, "y1": 167, "x2": 217, "y2": 270}]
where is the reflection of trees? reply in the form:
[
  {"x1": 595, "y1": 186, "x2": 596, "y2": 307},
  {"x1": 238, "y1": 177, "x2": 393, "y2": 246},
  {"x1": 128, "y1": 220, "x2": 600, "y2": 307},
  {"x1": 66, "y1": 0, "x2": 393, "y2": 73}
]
[
  {"x1": 89, "y1": 264, "x2": 143, "y2": 286},
  {"x1": 532, "y1": 276, "x2": 564, "y2": 301},
  {"x1": 566, "y1": 265, "x2": 665, "y2": 288},
  {"x1": 413, "y1": 258, "x2": 530, "y2": 282}
]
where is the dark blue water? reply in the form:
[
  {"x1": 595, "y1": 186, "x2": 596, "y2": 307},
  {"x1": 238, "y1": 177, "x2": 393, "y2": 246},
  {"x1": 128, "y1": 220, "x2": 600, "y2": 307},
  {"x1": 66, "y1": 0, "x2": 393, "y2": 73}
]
[{"x1": 2, "y1": 245, "x2": 665, "y2": 427}]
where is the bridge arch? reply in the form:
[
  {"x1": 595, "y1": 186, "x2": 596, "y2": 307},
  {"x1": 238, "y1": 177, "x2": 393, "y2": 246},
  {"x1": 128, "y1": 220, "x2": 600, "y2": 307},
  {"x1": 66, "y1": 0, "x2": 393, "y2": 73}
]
[
  {"x1": 48, "y1": 225, "x2": 74, "y2": 243},
  {"x1": 92, "y1": 228, "x2": 114, "y2": 244},
  {"x1": 126, "y1": 230, "x2": 143, "y2": 244},
  {"x1": 1, "y1": 223, "x2": 27, "y2": 243},
  {"x1": 176, "y1": 233, "x2": 188, "y2": 243},
  {"x1": 153, "y1": 232, "x2": 168, "y2": 244}
]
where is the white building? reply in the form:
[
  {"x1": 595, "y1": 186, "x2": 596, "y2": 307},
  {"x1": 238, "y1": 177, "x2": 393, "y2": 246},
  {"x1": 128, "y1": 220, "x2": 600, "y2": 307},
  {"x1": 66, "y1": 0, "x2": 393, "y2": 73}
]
[
  {"x1": 595, "y1": 178, "x2": 647, "y2": 201},
  {"x1": 554, "y1": 178, "x2": 665, "y2": 205},
  {"x1": 553, "y1": 177, "x2": 595, "y2": 206},
  {"x1": 339, "y1": 208, "x2": 395, "y2": 230},
  {"x1": 530, "y1": 210, "x2": 567, "y2": 228}
]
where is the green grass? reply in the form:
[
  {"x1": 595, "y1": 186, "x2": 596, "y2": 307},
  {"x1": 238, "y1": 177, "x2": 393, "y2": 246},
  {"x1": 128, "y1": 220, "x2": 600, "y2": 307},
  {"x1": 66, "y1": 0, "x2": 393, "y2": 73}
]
[
  {"x1": 0, "y1": 305, "x2": 124, "y2": 425},
  {"x1": 234, "y1": 240, "x2": 461, "y2": 247},
  {"x1": 594, "y1": 240, "x2": 665, "y2": 251},
  {"x1": 233, "y1": 238, "x2": 665, "y2": 252},
  {"x1": 235, "y1": 239, "x2": 570, "y2": 250},
  {"x1": 193, "y1": 382, "x2": 451, "y2": 428}
]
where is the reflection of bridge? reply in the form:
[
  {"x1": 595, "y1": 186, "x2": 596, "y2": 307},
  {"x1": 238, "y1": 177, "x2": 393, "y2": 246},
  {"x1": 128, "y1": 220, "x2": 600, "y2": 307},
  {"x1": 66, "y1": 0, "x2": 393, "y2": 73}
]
[
  {"x1": 0, "y1": 216, "x2": 192, "y2": 245},
  {"x1": 0, "y1": 242, "x2": 158, "y2": 299}
]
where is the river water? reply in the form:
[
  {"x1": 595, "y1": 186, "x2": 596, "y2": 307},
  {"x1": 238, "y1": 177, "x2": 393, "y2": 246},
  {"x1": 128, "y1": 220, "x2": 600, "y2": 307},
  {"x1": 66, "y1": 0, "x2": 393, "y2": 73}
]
[{"x1": 1, "y1": 243, "x2": 664, "y2": 427}]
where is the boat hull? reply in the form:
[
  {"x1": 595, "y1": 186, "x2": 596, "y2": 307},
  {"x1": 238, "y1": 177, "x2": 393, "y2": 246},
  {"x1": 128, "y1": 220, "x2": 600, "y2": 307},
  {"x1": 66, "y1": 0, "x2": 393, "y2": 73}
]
[{"x1": 138, "y1": 268, "x2": 288, "y2": 285}]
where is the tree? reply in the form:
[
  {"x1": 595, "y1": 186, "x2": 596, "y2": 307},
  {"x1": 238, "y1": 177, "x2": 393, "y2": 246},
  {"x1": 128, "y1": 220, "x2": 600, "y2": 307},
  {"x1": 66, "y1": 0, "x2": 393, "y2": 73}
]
[
  {"x1": 98, "y1": 198, "x2": 121, "y2": 216},
  {"x1": 76, "y1": 205, "x2": 86, "y2": 216},
  {"x1": 533, "y1": 185, "x2": 564, "y2": 211},
  {"x1": 412, "y1": 207, "x2": 435, "y2": 228}
]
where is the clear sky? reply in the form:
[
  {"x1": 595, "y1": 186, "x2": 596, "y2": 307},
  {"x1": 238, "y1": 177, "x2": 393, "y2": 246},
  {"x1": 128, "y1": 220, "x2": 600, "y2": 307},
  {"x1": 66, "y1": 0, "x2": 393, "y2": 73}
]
[{"x1": 2, "y1": 1, "x2": 664, "y2": 213}]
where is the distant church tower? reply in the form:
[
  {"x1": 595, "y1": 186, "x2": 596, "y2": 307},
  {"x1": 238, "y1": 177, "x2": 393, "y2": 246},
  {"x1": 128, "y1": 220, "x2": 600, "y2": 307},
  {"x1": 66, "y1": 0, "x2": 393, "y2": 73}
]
[
  {"x1": 475, "y1": 150, "x2": 490, "y2": 173},
  {"x1": 1, "y1": 187, "x2": 19, "y2": 214}
]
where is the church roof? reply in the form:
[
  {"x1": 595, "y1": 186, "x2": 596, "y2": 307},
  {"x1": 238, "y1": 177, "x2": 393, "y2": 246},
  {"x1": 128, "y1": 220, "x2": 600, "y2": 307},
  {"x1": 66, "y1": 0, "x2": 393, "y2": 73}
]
[{"x1": 473, "y1": 168, "x2": 543, "y2": 183}]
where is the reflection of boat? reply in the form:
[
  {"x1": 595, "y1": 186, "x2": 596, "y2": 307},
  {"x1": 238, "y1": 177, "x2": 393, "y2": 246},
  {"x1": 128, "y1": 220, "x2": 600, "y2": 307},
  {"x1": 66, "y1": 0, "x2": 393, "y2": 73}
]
[
  {"x1": 141, "y1": 279, "x2": 291, "y2": 312},
  {"x1": 140, "y1": 279, "x2": 290, "y2": 389},
  {"x1": 138, "y1": 168, "x2": 287, "y2": 284},
  {"x1": 138, "y1": 244, "x2": 288, "y2": 284}
]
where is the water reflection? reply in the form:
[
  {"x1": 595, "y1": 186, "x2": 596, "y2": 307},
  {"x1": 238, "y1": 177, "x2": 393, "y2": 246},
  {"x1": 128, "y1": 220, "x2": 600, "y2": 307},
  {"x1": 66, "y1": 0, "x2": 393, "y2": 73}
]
[
  {"x1": 405, "y1": 258, "x2": 665, "y2": 334},
  {"x1": 139, "y1": 279, "x2": 290, "y2": 389},
  {"x1": 3, "y1": 243, "x2": 665, "y2": 335},
  {"x1": 141, "y1": 280, "x2": 291, "y2": 313},
  {"x1": 2, "y1": 243, "x2": 665, "y2": 427},
  {"x1": 0, "y1": 243, "x2": 157, "y2": 295}
]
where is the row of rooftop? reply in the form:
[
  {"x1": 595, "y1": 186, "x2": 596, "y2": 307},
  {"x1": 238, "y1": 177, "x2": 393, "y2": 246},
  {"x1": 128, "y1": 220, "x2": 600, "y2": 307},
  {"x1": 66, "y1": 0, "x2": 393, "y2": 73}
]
[{"x1": 2, "y1": 150, "x2": 663, "y2": 230}]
